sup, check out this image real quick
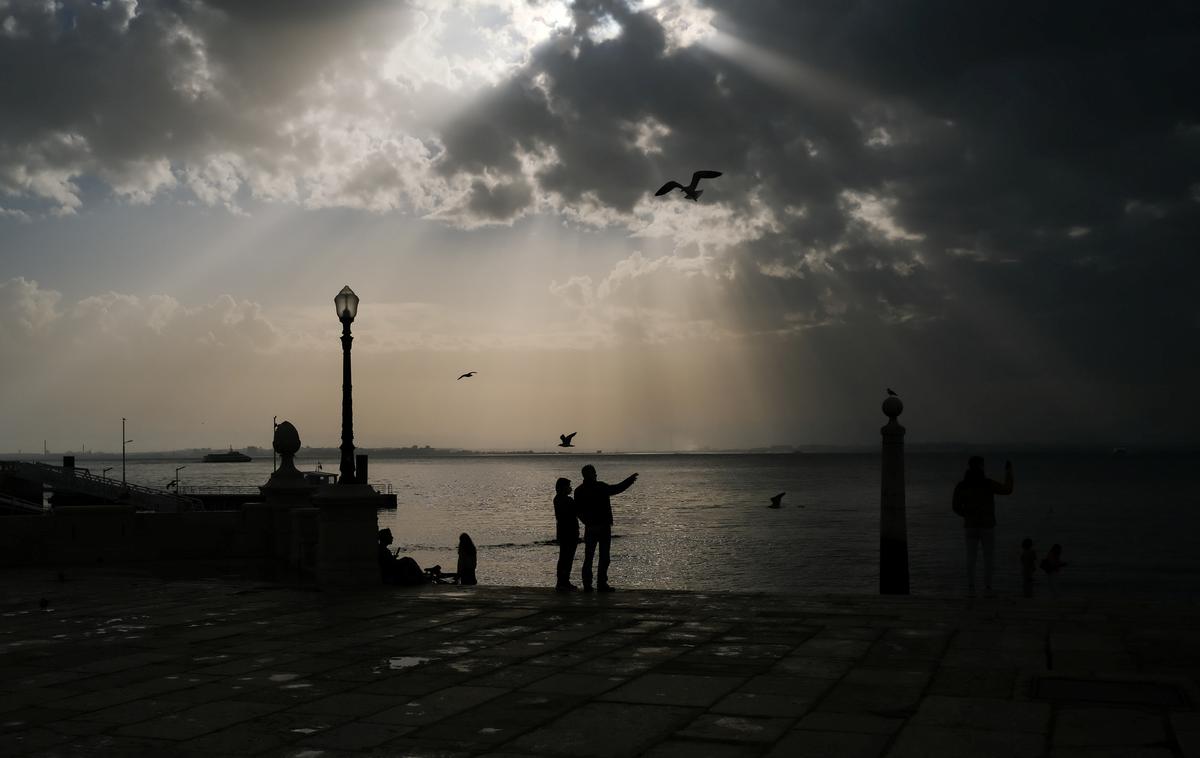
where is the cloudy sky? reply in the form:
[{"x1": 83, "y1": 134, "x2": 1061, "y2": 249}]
[{"x1": 1, "y1": 0, "x2": 1198, "y2": 452}]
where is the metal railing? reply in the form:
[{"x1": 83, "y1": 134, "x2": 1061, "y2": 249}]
[
  {"x1": 178, "y1": 485, "x2": 262, "y2": 496},
  {"x1": 0, "y1": 491, "x2": 46, "y2": 514},
  {"x1": 1, "y1": 461, "x2": 204, "y2": 512},
  {"x1": 179, "y1": 481, "x2": 394, "y2": 496}
]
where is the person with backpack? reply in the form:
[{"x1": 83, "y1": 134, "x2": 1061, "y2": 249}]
[{"x1": 952, "y1": 456, "x2": 1014, "y2": 597}]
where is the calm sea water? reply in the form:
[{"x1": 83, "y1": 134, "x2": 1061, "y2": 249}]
[{"x1": 68, "y1": 451, "x2": 1200, "y2": 599}]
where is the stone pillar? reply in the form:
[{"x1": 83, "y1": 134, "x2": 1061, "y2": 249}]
[
  {"x1": 245, "y1": 421, "x2": 317, "y2": 562},
  {"x1": 880, "y1": 395, "x2": 910, "y2": 594},
  {"x1": 313, "y1": 482, "x2": 381, "y2": 589},
  {"x1": 290, "y1": 507, "x2": 319, "y2": 574}
]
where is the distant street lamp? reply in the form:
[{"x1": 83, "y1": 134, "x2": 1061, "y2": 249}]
[
  {"x1": 121, "y1": 417, "x2": 134, "y2": 487},
  {"x1": 173, "y1": 465, "x2": 187, "y2": 494},
  {"x1": 334, "y1": 285, "x2": 360, "y2": 485},
  {"x1": 102, "y1": 467, "x2": 113, "y2": 480}
]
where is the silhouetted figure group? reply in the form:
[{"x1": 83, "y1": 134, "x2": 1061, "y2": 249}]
[
  {"x1": 380, "y1": 452, "x2": 1072, "y2": 598},
  {"x1": 954, "y1": 456, "x2": 1067, "y2": 598},
  {"x1": 554, "y1": 464, "x2": 638, "y2": 592},
  {"x1": 378, "y1": 528, "x2": 477, "y2": 586}
]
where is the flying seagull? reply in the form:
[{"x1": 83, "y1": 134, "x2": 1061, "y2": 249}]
[
  {"x1": 886, "y1": 388, "x2": 898, "y2": 397},
  {"x1": 768, "y1": 492, "x2": 785, "y2": 509},
  {"x1": 558, "y1": 433, "x2": 577, "y2": 448},
  {"x1": 655, "y1": 170, "x2": 722, "y2": 201},
  {"x1": 458, "y1": 371, "x2": 477, "y2": 380}
]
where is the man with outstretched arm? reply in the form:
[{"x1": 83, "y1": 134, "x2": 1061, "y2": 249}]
[
  {"x1": 574, "y1": 464, "x2": 638, "y2": 592},
  {"x1": 952, "y1": 456, "x2": 1014, "y2": 597}
]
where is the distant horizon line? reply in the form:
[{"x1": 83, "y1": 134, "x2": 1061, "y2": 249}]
[{"x1": 2, "y1": 442, "x2": 1194, "y2": 460}]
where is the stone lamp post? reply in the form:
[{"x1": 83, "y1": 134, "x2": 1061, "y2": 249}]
[{"x1": 879, "y1": 394, "x2": 910, "y2": 594}]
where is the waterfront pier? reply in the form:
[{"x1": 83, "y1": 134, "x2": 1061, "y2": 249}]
[{"x1": 2, "y1": 565, "x2": 1197, "y2": 757}]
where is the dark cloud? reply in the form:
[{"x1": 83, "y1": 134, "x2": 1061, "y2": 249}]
[
  {"x1": 466, "y1": 176, "x2": 534, "y2": 220},
  {"x1": 432, "y1": 0, "x2": 1200, "y2": 440},
  {"x1": 0, "y1": 0, "x2": 418, "y2": 210}
]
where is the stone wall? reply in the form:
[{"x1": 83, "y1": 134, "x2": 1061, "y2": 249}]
[{"x1": 0, "y1": 506, "x2": 260, "y2": 567}]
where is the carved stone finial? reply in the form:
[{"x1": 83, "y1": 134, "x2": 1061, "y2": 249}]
[
  {"x1": 882, "y1": 396, "x2": 904, "y2": 419},
  {"x1": 274, "y1": 421, "x2": 301, "y2": 457}
]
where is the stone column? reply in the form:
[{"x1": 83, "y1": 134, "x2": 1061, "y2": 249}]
[
  {"x1": 313, "y1": 482, "x2": 381, "y2": 589},
  {"x1": 880, "y1": 395, "x2": 910, "y2": 594}
]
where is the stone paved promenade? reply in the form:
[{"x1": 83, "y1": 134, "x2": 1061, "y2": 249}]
[{"x1": 3, "y1": 566, "x2": 1200, "y2": 757}]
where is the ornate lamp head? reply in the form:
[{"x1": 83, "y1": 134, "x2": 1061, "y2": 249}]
[{"x1": 334, "y1": 285, "x2": 359, "y2": 322}]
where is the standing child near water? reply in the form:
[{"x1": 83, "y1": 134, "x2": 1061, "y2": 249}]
[
  {"x1": 1020, "y1": 538, "x2": 1038, "y2": 598},
  {"x1": 554, "y1": 477, "x2": 581, "y2": 592}
]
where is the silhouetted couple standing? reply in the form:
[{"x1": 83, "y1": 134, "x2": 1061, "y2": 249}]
[{"x1": 554, "y1": 464, "x2": 638, "y2": 592}]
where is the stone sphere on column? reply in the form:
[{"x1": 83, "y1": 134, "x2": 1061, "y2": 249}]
[{"x1": 882, "y1": 396, "x2": 904, "y2": 419}]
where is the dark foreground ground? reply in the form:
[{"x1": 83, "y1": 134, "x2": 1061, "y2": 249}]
[{"x1": 2, "y1": 565, "x2": 1200, "y2": 757}]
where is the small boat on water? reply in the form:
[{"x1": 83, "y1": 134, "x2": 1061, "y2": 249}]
[
  {"x1": 302, "y1": 461, "x2": 338, "y2": 486},
  {"x1": 202, "y1": 447, "x2": 253, "y2": 463},
  {"x1": 304, "y1": 470, "x2": 338, "y2": 486}
]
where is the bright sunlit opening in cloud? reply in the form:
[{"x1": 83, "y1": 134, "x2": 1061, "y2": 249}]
[
  {"x1": 631, "y1": 0, "x2": 717, "y2": 51},
  {"x1": 700, "y1": 30, "x2": 868, "y2": 107},
  {"x1": 382, "y1": 0, "x2": 574, "y2": 90},
  {"x1": 587, "y1": 14, "x2": 622, "y2": 45}
]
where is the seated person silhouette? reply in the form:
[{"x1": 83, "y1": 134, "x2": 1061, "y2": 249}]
[{"x1": 378, "y1": 528, "x2": 426, "y2": 586}]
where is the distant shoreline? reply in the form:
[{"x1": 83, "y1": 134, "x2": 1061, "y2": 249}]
[{"x1": 3, "y1": 445, "x2": 1195, "y2": 462}]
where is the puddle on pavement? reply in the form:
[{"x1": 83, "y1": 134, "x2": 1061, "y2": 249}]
[
  {"x1": 715, "y1": 717, "x2": 763, "y2": 733},
  {"x1": 387, "y1": 656, "x2": 433, "y2": 670}
]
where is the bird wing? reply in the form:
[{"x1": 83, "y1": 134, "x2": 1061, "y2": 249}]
[
  {"x1": 457, "y1": 372, "x2": 473, "y2": 379},
  {"x1": 655, "y1": 180, "x2": 683, "y2": 196},
  {"x1": 690, "y1": 170, "x2": 722, "y2": 187},
  {"x1": 562, "y1": 432, "x2": 577, "y2": 443}
]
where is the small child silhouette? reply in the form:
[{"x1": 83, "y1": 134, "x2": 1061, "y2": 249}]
[
  {"x1": 1040, "y1": 543, "x2": 1067, "y2": 596},
  {"x1": 1020, "y1": 537, "x2": 1038, "y2": 598}
]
